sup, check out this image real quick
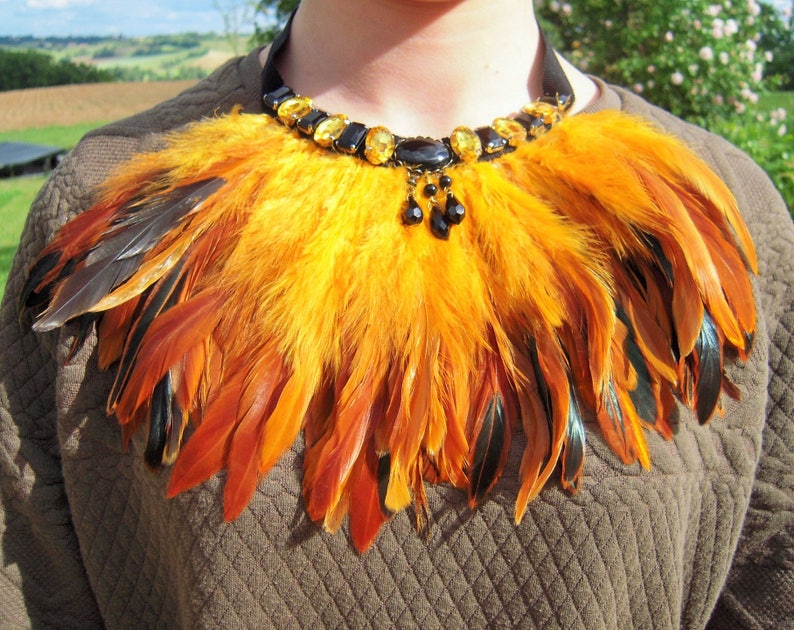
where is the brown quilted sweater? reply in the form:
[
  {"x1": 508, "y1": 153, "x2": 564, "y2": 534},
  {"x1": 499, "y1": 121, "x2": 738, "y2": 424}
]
[{"x1": 1, "y1": 49, "x2": 792, "y2": 629}]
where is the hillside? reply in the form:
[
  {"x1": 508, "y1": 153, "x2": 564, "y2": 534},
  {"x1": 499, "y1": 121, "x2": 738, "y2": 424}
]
[{"x1": 0, "y1": 34, "x2": 239, "y2": 83}]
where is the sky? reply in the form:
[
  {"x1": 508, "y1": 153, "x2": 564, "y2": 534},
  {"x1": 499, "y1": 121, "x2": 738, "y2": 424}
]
[
  {"x1": 0, "y1": 0, "x2": 790, "y2": 38},
  {"x1": 0, "y1": 0, "x2": 254, "y2": 38}
]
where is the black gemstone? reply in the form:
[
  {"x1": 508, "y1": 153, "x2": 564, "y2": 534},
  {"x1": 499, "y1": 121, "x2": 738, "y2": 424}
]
[
  {"x1": 395, "y1": 138, "x2": 452, "y2": 169},
  {"x1": 423, "y1": 183, "x2": 438, "y2": 197},
  {"x1": 335, "y1": 122, "x2": 368, "y2": 154},
  {"x1": 475, "y1": 126, "x2": 508, "y2": 154},
  {"x1": 514, "y1": 112, "x2": 537, "y2": 130},
  {"x1": 263, "y1": 86, "x2": 295, "y2": 111},
  {"x1": 402, "y1": 197, "x2": 424, "y2": 225},
  {"x1": 528, "y1": 117, "x2": 549, "y2": 136},
  {"x1": 445, "y1": 193, "x2": 465, "y2": 224},
  {"x1": 430, "y1": 205, "x2": 450, "y2": 239},
  {"x1": 296, "y1": 110, "x2": 328, "y2": 135},
  {"x1": 515, "y1": 113, "x2": 549, "y2": 137},
  {"x1": 439, "y1": 175, "x2": 452, "y2": 189}
]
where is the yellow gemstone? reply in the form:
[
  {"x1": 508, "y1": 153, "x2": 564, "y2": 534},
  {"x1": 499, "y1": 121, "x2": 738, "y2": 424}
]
[
  {"x1": 363, "y1": 126, "x2": 395, "y2": 165},
  {"x1": 522, "y1": 101, "x2": 562, "y2": 126},
  {"x1": 277, "y1": 96, "x2": 313, "y2": 126},
  {"x1": 313, "y1": 114, "x2": 349, "y2": 147},
  {"x1": 492, "y1": 117, "x2": 528, "y2": 147},
  {"x1": 449, "y1": 126, "x2": 482, "y2": 162}
]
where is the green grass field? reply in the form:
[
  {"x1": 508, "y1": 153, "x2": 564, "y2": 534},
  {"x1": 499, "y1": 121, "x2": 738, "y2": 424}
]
[
  {"x1": 0, "y1": 175, "x2": 46, "y2": 295},
  {"x1": 759, "y1": 91, "x2": 794, "y2": 110},
  {"x1": 0, "y1": 122, "x2": 102, "y2": 297},
  {"x1": 0, "y1": 122, "x2": 109, "y2": 148}
]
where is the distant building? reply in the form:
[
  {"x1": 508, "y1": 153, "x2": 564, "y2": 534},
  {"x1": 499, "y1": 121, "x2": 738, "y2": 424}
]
[{"x1": 0, "y1": 141, "x2": 65, "y2": 177}]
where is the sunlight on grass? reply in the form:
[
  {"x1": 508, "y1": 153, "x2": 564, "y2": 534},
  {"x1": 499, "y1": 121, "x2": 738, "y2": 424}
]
[
  {"x1": 0, "y1": 121, "x2": 107, "y2": 151},
  {"x1": 0, "y1": 175, "x2": 47, "y2": 296}
]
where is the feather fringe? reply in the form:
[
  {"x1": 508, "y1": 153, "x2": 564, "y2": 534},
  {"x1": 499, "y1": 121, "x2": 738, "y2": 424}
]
[{"x1": 23, "y1": 109, "x2": 757, "y2": 552}]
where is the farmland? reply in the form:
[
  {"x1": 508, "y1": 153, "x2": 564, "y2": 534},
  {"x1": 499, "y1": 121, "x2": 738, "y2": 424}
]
[
  {"x1": 0, "y1": 80, "x2": 196, "y2": 131},
  {"x1": 0, "y1": 33, "x2": 239, "y2": 82}
]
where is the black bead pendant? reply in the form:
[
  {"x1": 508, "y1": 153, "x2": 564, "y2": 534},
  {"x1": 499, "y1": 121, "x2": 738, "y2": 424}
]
[
  {"x1": 402, "y1": 196, "x2": 424, "y2": 225},
  {"x1": 430, "y1": 204, "x2": 450, "y2": 240},
  {"x1": 445, "y1": 193, "x2": 465, "y2": 225}
]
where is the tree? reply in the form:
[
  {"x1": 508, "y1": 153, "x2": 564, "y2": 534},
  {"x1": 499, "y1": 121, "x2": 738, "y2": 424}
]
[
  {"x1": 213, "y1": 0, "x2": 259, "y2": 55},
  {"x1": 536, "y1": 0, "x2": 775, "y2": 126},
  {"x1": 251, "y1": 0, "x2": 300, "y2": 45},
  {"x1": 0, "y1": 49, "x2": 115, "y2": 92},
  {"x1": 757, "y1": 1, "x2": 794, "y2": 89}
]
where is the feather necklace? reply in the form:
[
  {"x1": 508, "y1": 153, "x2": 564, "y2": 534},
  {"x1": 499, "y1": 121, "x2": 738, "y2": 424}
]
[{"x1": 22, "y1": 19, "x2": 756, "y2": 553}]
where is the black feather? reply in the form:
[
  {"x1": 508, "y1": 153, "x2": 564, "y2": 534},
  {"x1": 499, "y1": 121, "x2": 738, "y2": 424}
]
[
  {"x1": 603, "y1": 377, "x2": 627, "y2": 447},
  {"x1": 107, "y1": 261, "x2": 186, "y2": 411},
  {"x1": 616, "y1": 306, "x2": 658, "y2": 425},
  {"x1": 562, "y1": 380, "x2": 585, "y2": 490},
  {"x1": 145, "y1": 372, "x2": 173, "y2": 468},
  {"x1": 31, "y1": 178, "x2": 223, "y2": 332},
  {"x1": 641, "y1": 232, "x2": 674, "y2": 285},
  {"x1": 693, "y1": 311, "x2": 723, "y2": 424},
  {"x1": 20, "y1": 251, "x2": 61, "y2": 313},
  {"x1": 469, "y1": 394, "x2": 506, "y2": 504},
  {"x1": 377, "y1": 454, "x2": 394, "y2": 515},
  {"x1": 527, "y1": 339, "x2": 553, "y2": 421}
]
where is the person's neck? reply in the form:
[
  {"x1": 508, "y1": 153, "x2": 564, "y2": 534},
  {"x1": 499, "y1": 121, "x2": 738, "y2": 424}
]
[{"x1": 262, "y1": 0, "x2": 597, "y2": 137}]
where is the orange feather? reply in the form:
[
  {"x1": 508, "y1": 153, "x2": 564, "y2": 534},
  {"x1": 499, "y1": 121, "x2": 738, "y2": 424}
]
[{"x1": 23, "y1": 107, "x2": 758, "y2": 551}]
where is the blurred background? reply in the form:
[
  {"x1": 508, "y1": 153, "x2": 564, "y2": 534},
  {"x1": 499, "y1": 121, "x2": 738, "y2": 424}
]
[{"x1": 0, "y1": 0, "x2": 791, "y2": 293}]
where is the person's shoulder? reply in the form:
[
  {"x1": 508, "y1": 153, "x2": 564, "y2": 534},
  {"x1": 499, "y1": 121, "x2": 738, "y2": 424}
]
[{"x1": 603, "y1": 83, "x2": 787, "y2": 227}]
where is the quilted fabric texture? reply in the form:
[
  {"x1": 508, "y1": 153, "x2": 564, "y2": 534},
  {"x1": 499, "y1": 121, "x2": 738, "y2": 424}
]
[{"x1": 1, "y1": 49, "x2": 792, "y2": 629}]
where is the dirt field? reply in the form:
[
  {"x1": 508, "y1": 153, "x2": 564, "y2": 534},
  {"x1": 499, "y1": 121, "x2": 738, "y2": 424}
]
[{"x1": 0, "y1": 80, "x2": 198, "y2": 132}]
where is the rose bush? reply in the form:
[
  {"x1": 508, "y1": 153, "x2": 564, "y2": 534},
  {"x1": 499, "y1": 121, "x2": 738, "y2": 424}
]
[{"x1": 537, "y1": 0, "x2": 792, "y2": 209}]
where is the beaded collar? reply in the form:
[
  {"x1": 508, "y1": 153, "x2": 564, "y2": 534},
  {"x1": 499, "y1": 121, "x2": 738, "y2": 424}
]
[{"x1": 259, "y1": 15, "x2": 575, "y2": 239}]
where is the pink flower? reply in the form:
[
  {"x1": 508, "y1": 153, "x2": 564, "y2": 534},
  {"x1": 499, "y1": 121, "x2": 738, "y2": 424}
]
[
  {"x1": 706, "y1": 4, "x2": 722, "y2": 17},
  {"x1": 699, "y1": 46, "x2": 714, "y2": 61},
  {"x1": 671, "y1": 71, "x2": 685, "y2": 85}
]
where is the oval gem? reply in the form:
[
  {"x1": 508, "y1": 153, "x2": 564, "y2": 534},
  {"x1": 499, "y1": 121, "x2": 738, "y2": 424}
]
[
  {"x1": 277, "y1": 96, "x2": 313, "y2": 126},
  {"x1": 522, "y1": 101, "x2": 562, "y2": 126},
  {"x1": 395, "y1": 138, "x2": 452, "y2": 169},
  {"x1": 364, "y1": 126, "x2": 395, "y2": 165},
  {"x1": 313, "y1": 114, "x2": 349, "y2": 148},
  {"x1": 492, "y1": 117, "x2": 528, "y2": 147},
  {"x1": 449, "y1": 126, "x2": 482, "y2": 162}
]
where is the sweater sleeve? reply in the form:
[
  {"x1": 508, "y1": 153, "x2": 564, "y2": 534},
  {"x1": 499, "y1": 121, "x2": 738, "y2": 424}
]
[
  {"x1": 613, "y1": 87, "x2": 794, "y2": 627},
  {"x1": 0, "y1": 141, "x2": 113, "y2": 627},
  {"x1": 0, "y1": 51, "x2": 265, "y2": 627},
  {"x1": 702, "y1": 135, "x2": 794, "y2": 629}
]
